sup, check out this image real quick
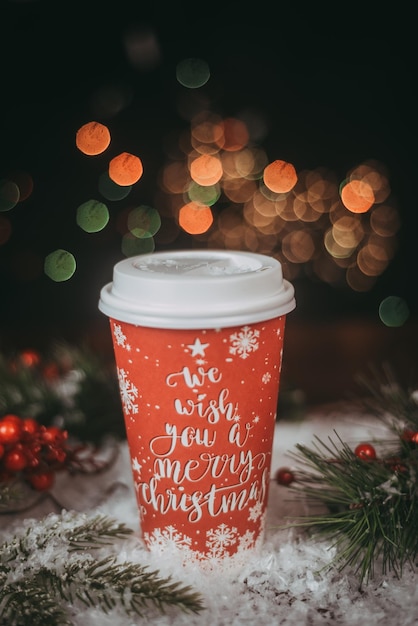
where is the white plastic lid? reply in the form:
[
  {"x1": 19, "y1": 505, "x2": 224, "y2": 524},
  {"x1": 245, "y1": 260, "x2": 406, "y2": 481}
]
[{"x1": 98, "y1": 249, "x2": 296, "y2": 329}]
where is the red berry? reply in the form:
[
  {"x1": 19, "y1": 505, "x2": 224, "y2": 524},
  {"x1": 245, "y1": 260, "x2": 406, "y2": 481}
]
[
  {"x1": 385, "y1": 456, "x2": 407, "y2": 473},
  {"x1": 41, "y1": 426, "x2": 67, "y2": 444},
  {"x1": 401, "y1": 429, "x2": 418, "y2": 443},
  {"x1": 28, "y1": 471, "x2": 55, "y2": 491},
  {"x1": 21, "y1": 418, "x2": 39, "y2": 436},
  {"x1": 24, "y1": 452, "x2": 41, "y2": 470},
  {"x1": 354, "y1": 443, "x2": 376, "y2": 460},
  {"x1": 3, "y1": 446, "x2": 28, "y2": 472},
  {"x1": 42, "y1": 363, "x2": 60, "y2": 380},
  {"x1": 275, "y1": 467, "x2": 295, "y2": 486},
  {"x1": 0, "y1": 415, "x2": 22, "y2": 445},
  {"x1": 19, "y1": 350, "x2": 40, "y2": 367},
  {"x1": 0, "y1": 443, "x2": 4, "y2": 459},
  {"x1": 45, "y1": 446, "x2": 67, "y2": 465}
]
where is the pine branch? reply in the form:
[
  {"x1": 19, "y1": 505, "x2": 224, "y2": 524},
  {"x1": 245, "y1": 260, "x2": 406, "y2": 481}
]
[
  {"x1": 0, "y1": 512, "x2": 133, "y2": 561},
  {"x1": 0, "y1": 581, "x2": 71, "y2": 626},
  {"x1": 0, "y1": 511, "x2": 205, "y2": 623},
  {"x1": 0, "y1": 342, "x2": 125, "y2": 444},
  {"x1": 63, "y1": 554, "x2": 205, "y2": 617},
  {"x1": 284, "y1": 431, "x2": 418, "y2": 584},
  {"x1": 354, "y1": 362, "x2": 418, "y2": 432}
]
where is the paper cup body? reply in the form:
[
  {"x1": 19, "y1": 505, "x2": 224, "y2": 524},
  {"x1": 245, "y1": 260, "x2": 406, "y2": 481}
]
[{"x1": 99, "y1": 250, "x2": 295, "y2": 565}]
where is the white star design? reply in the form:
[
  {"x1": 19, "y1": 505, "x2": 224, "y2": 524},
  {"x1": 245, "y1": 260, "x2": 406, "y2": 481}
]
[
  {"x1": 187, "y1": 337, "x2": 209, "y2": 357},
  {"x1": 132, "y1": 457, "x2": 142, "y2": 474}
]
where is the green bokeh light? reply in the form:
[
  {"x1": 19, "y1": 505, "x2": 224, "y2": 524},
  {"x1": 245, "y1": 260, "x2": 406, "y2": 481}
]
[
  {"x1": 176, "y1": 58, "x2": 210, "y2": 88},
  {"x1": 0, "y1": 179, "x2": 20, "y2": 212},
  {"x1": 187, "y1": 181, "x2": 221, "y2": 206},
  {"x1": 98, "y1": 171, "x2": 132, "y2": 201},
  {"x1": 378, "y1": 296, "x2": 410, "y2": 327},
  {"x1": 121, "y1": 233, "x2": 155, "y2": 257},
  {"x1": 44, "y1": 249, "x2": 76, "y2": 282},
  {"x1": 76, "y1": 199, "x2": 109, "y2": 233},
  {"x1": 127, "y1": 205, "x2": 161, "y2": 238}
]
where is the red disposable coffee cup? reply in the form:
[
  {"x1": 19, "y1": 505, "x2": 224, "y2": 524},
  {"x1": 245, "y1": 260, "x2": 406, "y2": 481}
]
[{"x1": 99, "y1": 249, "x2": 295, "y2": 566}]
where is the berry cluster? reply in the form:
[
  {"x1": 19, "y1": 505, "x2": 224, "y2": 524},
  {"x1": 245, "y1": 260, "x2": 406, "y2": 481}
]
[{"x1": 0, "y1": 413, "x2": 70, "y2": 491}]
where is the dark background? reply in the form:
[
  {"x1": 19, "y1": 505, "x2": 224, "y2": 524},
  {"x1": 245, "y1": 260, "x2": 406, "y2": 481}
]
[{"x1": 0, "y1": 1, "x2": 417, "y2": 402}]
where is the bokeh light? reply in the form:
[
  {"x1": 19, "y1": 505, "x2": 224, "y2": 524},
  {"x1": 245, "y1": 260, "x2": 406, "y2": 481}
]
[
  {"x1": 187, "y1": 181, "x2": 221, "y2": 206},
  {"x1": 4, "y1": 170, "x2": 34, "y2": 202},
  {"x1": 76, "y1": 121, "x2": 111, "y2": 156},
  {"x1": 121, "y1": 232, "x2": 155, "y2": 257},
  {"x1": 178, "y1": 202, "x2": 214, "y2": 234},
  {"x1": 109, "y1": 152, "x2": 143, "y2": 186},
  {"x1": 0, "y1": 179, "x2": 20, "y2": 212},
  {"x1": 127, "y1": 205, "x2": 161, "y2": 238},
  {"x1": 176, "y1": 58, "x2": 210, "y2": 88},
  {"x1": 190, "y1": 154, "x2": 223, "y2": 186},
  {"x1": 153, "y1": 107, "x2": 401, "y2": 296},
  {"x1": 379, "y1": 296, "x2": 410, "y2": 327},
  {"x1": 98, "y1": 172, "x2": 132, "y2": 201},
  {"x1": 340, "y1": 179, "x2": 374, "y2": 213},
  {"x1": 123, "y1": 24, "x2": 161, "y2": 71},
  {"x1": 263, "y1": 160, "x2": 298, "y2": 193},
  {"x1": 76, "y1": 199, "x2": 109, "y2": 233},
  {"x1": 44, "y1": 250, "x2": 76, "y2": 282}
]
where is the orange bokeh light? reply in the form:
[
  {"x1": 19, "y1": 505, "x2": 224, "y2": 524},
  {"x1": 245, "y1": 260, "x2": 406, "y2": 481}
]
[
  {"x1": 189, "y1": 154, "x2": 223, "y2": 186},
  {"x1": 109, "y1": 152, "x2": 144, "y2": 186},
  {"x1": 178, "y1": 202, "x2": 213, "y2": 234},
  {"x1": 263, "y1": 160, "x2": 298, "y2": 193},
  {"x1": 340, "y1": 179, "x2": 374, "y2": 213},
  {"x1": 219, "y1": 117, "x2": 250, "y2": 152},
  {"x1": 76, "y1": 121, "x2": 111, "y2": 156}
]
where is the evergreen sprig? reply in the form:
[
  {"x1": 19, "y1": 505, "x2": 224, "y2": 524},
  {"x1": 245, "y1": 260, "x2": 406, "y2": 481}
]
[
  {"x1": 0, "y1": 511, "x2": 205, "y2": 625},
  {"x1": 0, "y1": 342, "x2": 125, "y2": 444},
  {"x1": 282, "y1": 367, "x2": 418, "y2": 585}
]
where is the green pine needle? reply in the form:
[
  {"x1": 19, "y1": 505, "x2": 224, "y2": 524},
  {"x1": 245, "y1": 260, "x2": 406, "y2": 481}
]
[
  {"x1": 0, "y1": 511, "x2": 205, "y2": 624},
  {"x1": 283, "y1": 428, "x2": 418, "y2": 585}
]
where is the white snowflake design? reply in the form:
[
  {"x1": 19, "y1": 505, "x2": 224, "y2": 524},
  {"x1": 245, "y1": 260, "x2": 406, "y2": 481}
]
[
  {"x1": 144, "y1": 521, "x2": 262, "y2": 568},
  {"x1": 205, "y1": 523, "x2": 238, "y2": 559},
  {"x1": 117, "y1": 367, "x2": 139, "y2": 415},
  {"x1": 262, "y1": 372, "x2": 271, "y2": 384},
  {"x1": 248, "y1": 501, "x2": 263, "y2": 522},
  {"x1": 113, "y1": 323, "x2": 131, "y2": 351},
  {"x1": 144, "y1": 525, "x2": 192, "y2": 552},
  {"x1": 238, "y1": 529, "x2": 255, "y2": 551},
  {"x1": 229, "y1": 326, "x2": 260, "y2": 359}
]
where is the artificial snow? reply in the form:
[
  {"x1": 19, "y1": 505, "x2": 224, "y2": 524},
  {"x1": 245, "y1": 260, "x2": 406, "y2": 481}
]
[{"x1": 1, "y1": 404, "x2": 417, "y2": 625}]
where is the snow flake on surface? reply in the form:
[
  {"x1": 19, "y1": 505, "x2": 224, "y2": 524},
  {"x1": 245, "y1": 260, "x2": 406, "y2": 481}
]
[
  {"x1": 117, "y1": 367, "x2": 138, "y2": 415},
  {"x1": 229, "y1": 326, "x2": 260, "y2": 359}
]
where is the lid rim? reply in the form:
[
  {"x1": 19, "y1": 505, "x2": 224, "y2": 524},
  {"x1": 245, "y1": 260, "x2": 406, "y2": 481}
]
[{"x1": 98, "y1": 250, "x2": 296, "y2": 329}]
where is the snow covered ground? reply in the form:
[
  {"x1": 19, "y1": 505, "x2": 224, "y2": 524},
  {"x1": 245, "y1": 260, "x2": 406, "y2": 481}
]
[{"x1": 1, "y1": 404, "x2": 417, "y2": 625}]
